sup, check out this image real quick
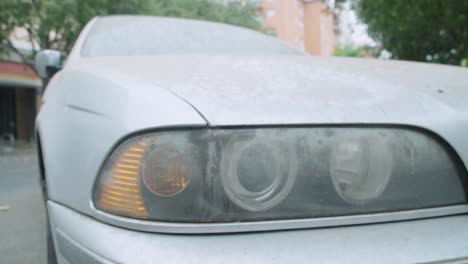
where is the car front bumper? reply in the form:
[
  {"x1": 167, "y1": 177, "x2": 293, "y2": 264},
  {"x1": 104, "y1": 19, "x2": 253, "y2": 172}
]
[{"x1": 48, "y1": 201, "x2": 468, "y2": 264}]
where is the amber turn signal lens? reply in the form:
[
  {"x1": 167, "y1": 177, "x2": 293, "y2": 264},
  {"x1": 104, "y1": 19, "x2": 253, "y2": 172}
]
[
  {"x1": 142, "y1": 146, "x2": 189, "y2": 197},
  {"x1": 96, "y1": 141, "x2": 149, "y2": 219}
]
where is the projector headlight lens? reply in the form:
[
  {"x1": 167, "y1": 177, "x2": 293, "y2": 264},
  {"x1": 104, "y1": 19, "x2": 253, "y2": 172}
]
[
  {"x1": 330, "y1": 136, "x2": 393, "y2": 205},
  {"x1": 221, "y1": 139, "x2": 297, "y2": 211}
]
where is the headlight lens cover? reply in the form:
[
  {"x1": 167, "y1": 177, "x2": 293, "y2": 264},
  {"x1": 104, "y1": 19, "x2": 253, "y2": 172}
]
[
  {"x1": 330, "y1": 136, "x2": 393, "y2": 205},
  {"x1": 142, "y1": 145, "x2": 190, "y2": 197},
  {"x1": 94, "y1": 127, "x2": 467, "y2": 222},
  {"x1": 221, "y1": 139, "x2": 297, "y2": 211}
]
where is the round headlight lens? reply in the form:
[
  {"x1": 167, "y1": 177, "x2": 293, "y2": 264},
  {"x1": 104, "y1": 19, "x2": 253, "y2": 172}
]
[
  {"x1": 142, "y1": 145, "x2": 190, "y2": 197},
  {"x1": 330, "y1": 136, "x2": 393, "y2": 205},
  {"x1": 221, "y1": 140, "x2": 297, "y2": 211}
]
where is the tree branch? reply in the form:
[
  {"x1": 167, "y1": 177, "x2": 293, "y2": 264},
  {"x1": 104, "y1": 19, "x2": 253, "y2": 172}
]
[
  {"x1": 25, "y1": 27, "x2": 38, "y2": 58},
  {"x1": 30, "y1": 0, "x2": 43, "y2": 19},
  {"x1": 29, "y1": 0, "x2": 45, "y2": 50},
  {"x1": 6, "y1": 38, "x2": 28, "y2": 64}
]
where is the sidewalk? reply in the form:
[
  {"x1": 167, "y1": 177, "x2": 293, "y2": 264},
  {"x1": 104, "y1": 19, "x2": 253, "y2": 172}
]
[
  {"x1": 0, "y1": 142, "x2": 46, "y2": 264},
  {"x1": 0, "y1": 141, "x2": 37, "y2": 169}
]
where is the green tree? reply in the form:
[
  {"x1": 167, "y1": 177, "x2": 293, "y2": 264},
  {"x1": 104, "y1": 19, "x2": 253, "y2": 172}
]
[
  {"x1": 0, "y1": 0, "x2": 262, "y2": 64},
  {"x1": 355, "y1": 0, "x2": 468, "y2": 66},
  {"x1": 333, "y1": 45, "x2": 366, "y2": 57}
]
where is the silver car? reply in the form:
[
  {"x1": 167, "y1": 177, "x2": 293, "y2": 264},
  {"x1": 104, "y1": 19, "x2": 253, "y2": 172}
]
[{"x1": 35, "y1": 15, "x2": 468, "y2": 264}]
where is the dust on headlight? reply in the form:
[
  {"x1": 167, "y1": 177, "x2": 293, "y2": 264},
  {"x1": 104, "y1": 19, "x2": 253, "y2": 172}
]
[{"x1": 93, "y1": 127, "x2": 467, "y2": 223}]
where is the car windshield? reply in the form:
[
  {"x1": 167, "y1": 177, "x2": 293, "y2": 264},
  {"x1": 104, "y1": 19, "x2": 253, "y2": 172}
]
[{"x1": 81, "y1": 16, "x2": 299, "y2": 57}]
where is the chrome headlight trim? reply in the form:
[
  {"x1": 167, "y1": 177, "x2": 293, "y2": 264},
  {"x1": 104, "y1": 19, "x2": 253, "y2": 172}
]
[{"x1": 91, "y1": 203, "x2": 468, "y2": 234}]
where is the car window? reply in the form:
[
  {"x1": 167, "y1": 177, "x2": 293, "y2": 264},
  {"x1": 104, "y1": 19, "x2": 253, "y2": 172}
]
[{"x1": 81, "y1": 16, "x2": 300, "y2": 57}]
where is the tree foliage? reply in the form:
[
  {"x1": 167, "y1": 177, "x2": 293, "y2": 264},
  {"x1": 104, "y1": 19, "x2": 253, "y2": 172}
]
[
  {"x1": 355, "y1": 0, "x2": 468, "y2": 66},
  {"x1": 333, "y1": 45, "x2": 369, "y2": 58},
  {"x1": 0, "y1": 0, "x2": 262, "y2": 64}
]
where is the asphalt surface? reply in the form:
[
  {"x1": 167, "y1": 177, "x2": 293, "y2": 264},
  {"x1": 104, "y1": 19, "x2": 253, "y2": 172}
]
[{"x1": 0, "y1": 153, "x2": 47, "y2": 264}]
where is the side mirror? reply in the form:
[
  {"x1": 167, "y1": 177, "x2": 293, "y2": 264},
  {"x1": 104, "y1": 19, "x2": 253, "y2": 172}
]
[{"x1": 35, "y1": 49, "x2": 62, "y2": 79}]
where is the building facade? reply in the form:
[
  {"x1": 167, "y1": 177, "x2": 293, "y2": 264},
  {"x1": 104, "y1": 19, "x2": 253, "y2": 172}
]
[
  {"x1": 0, "y1": 60, "x2": 42, "y2": 142},
  {"x1": 259, "y1": 0, "x2": 335, "y2": 55}
]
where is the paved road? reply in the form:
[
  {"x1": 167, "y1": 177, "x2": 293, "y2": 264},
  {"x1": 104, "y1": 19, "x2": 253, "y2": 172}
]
[{"x1": 0, "y1": 154, "x2": 47, "y2": 264}]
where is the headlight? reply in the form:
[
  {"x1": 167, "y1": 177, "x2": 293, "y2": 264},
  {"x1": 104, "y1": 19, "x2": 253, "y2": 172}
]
[
  {"x1": 330, "y1": 135, "x2": 393, "y2": 205},
  {"x1": 221, "y1": 139, "x2": 297, "y2": 211},
  {"x1": 142, "y1": 145, "x2": 190, "y2": 197},
  {"x1": 94, "y1": 127, "x2": 467, "y2": 222}
]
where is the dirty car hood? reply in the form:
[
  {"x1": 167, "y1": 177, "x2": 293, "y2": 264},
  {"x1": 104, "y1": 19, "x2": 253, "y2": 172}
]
[
  {"x1": 74, "y1": 54, "x2": 468, "y2": 163},
  {"x1": 77, "y1": 54, "x2": 468, "y2": 125}
]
